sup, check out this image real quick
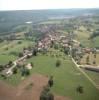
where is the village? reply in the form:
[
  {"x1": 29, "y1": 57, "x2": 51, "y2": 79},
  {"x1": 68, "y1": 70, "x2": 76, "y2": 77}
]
[
  {"x1": 0, "y1": 9, "x2": 99, "y2": 100},
  {"x1": 0, "y1": 28, "x2": 99, "y2": 79}
]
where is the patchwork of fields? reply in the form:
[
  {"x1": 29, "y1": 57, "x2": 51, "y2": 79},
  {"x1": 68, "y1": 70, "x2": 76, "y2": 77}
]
[
  {"x1": 0, "y1": 40, "x2": 99, "y2": 100},
  {"x1": 0, "y1": 18, "x2": 99, "y2": 100}
]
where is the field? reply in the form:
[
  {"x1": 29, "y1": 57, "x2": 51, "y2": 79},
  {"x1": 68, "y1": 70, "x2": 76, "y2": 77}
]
[
  {"x1": 0, "y1": 40, "x2": 33, "y2": 64},
  {"x1": 83, "y1": 69, "x2": 99, "y2": 88},
  {"x1": 0, "y1": 31, "x2": 99, "y2": 100},
  {"x1": 81, "y1": 53, "x2": 99, "y2": 65},
  {"x1": 0, "y1": 52, "x2": 99, "y2": 100},
  {"x1": 74, "y1": 25, "x2": 99, "y2": 48},
  {"x1": 0, "y1": 15, "x2": 99, "y2": 100}
]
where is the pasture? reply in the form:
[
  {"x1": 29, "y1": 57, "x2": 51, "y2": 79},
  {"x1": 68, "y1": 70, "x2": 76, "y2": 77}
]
[{"x1": 0, "y1": 53, "x2": 99, "y2": 100}]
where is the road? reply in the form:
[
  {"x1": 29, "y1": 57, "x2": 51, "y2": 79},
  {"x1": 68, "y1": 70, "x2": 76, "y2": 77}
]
[
  {"x1": 7, "y1": 52, "x2": 32, "y2": 76},
  {"x1": 71, "y1": 57, "x2": 99, "y2": 89}
]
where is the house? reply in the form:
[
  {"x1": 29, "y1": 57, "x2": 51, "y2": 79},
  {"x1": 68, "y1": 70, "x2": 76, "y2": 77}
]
[
  {"x1": 25, "y1": 63, "x2": 32, "y2": 70},
  {"x1": 1, "y1": 68, "x2": 13, "y2": 77},
  {"x1": 83, "y1": 48, "x2": 91, "y2": 53}
]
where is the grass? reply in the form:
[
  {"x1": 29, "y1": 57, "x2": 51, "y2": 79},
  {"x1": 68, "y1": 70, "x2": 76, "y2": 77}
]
[
  {"x1": 0, "y1": 40, "x2": 34, "y2": 64},
  {"x1": 93, "y1": 36, "x2": 99, "y2": 48},
  {"x1": 0, "y1": 54, "x2": 16, "y2": 64},
  {"x1": 25, "y1": 55, "x2": 99, "y2": 100},
  {"x1": 75, "y1": 30, "x2": 91, "y2": 47},
  {"x1": 75, "y1": 27, "x2": 99, "y2": 48},
  {"x1": 0, "y1": 27, "x2": 99, "y2": 99},
  {"x1": 0, "y1": 53, "x2": 99, "y2": 100},
  {"x1": 0, "y1": 69, "x2": 22, "y2": 85},
  {"x1": 83, "y1": 69, "x2": 99, "y2": 86},
  {"x1": 0, "y1": 40, "x2": 33, "y2": 53}
]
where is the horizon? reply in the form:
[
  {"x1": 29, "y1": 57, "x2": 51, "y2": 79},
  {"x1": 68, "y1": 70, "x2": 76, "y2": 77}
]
[
  {"x1": 0, "y1": 0, "x2": 99, "y2": 11},
  {"x1": 0, "y1": 8, "x2": 99, "y2": 12}
]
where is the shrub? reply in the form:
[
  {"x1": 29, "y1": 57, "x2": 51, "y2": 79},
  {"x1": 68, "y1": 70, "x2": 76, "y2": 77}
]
[
  {"x1": 17, "y1": 41, "x2": 22, "y2": 44},
  {"x1": 76, "y1": 86, "x2": 84, "y2": 94},
  {"x1": 40, "y1": 86, "x2": 54, "y2": 100},
  {"x1": 12, "y1": 67, "x2": 18, "y2": 74},
  {"x1": 56, "y1": 60, "x2": 61, "y2": 67},
  {"x1": 48, "y1": 76, "x2": 54, "y2": 87},
  {"x1": 19, "y1": 52, "x2": 23, "y2": 57}
]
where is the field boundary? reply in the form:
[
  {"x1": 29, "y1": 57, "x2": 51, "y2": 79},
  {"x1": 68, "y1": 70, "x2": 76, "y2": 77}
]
[{"x1": 71, "y1": 57, "x2": 99, "y2": 89}]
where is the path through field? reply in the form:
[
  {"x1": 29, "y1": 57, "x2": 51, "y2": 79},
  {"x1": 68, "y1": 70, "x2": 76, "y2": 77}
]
[{"x1": 71, "y1": 58, "x2": 99, "y2": 89}]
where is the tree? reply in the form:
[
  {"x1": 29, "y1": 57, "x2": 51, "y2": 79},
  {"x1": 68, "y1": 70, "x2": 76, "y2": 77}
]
[
  {"x1": 50, "y1": 40, "x2": 54, "y2": 48},
  {"x1": 17, "y1": 41, "x2": 22, "y2": 44},
  {"x1": 94, "y1": 54, "x2": 96, "y2": 58},
  {"x1": 31, "y1": 62, "x2": 34, "y2": 67},
  {"x1": 0, "y1": 38, "x2": 3, "y2": 43},
  {"x1": 90, "y1": 31, "x2": 99, "y2": 39},
  {"x1": 0, "y1": 65, "x2": 4, "y2": 72},
  {"x1": 64, "y1": 47, "x2": 70, "y2": 55},
  {"x1": 71, "y1": 48, "x2": 77, "y2": 58},
  {"x1": 32, "y1": 48, "x2": 37, "y2": 56},
  {"x1": 40, "y1": 86, "x2": 54, "y2": 100},
  {"x1": 86, "y1": 55, "x2": 89, "y2": 64},
  {"x1": 19, "y1": 52, "x2": 23, "y2": 57},
  {"x1": 93, "y1": 60, "x2": 96, "y2": 64},
  {"x1": 25, "y1": 69, "x2": 30, "y2": 76},
  {"x1": 76, "y1": 85, "x2": 84, "y2": 94},
  {"x1": 54, "y1": 43, "x2": 59, "y2": 50},
  {"x1": 8, "y1": 61, "x2": 13, "y2": 66},
  {"x1": 4, "y1": 47, "x2": 9, "y2": 51},
  {"x1": 48, "y1": 76, "x2": 54, "y2": 87},
  {"x1": 12, "y1": 67, "x2": 18, "y2": 74},
  {"x1": 21, "y1": 66, "x2": 30, "y2": 76},
  {"x1": 56, "y1": 60, "x2": 61, "y2": 67}
]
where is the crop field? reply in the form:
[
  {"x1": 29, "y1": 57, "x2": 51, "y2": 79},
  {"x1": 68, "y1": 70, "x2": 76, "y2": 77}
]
[{"x1": 81, "y1": 53, "x2": 99, "y2": 65}]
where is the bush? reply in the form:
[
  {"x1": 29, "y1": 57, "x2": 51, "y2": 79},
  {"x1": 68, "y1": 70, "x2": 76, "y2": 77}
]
[
  {"x1": 4, "y1": 47, "x2": 9, "y2": 51},
  {"x1": 56, "y1": 60, "x2": 61, "y2": 67},
  {"x1": 31, "y1": 62, "x2": 34, "y2": 67},
  {"x1": 32, "y1": 49, "x2": 37, "y2": 56},
  {"x1": 48, "y1": 76, "x2": 54, "y2": 87},
  {"x1": 76, "y1": 86, "x2": 84, "y2": 94},
  {"x1": 40, "y1": 86, "x2": 54, "y2": 100},
  {"x1": 8, "y1": 61, "x2": 13, "y2": 66},
  {"x1": 0, "y1": 65, "x2": 4, "y2": 71},
  {"x1": 19, "y1": 52, "x2": 23, "y2": 57},
  {"x1": 17, "y1": 41, "x2": 22, "y2": 44},
  {"x1": 9, "y1": 51, "x2": 19, "y2": 56},
  {"x1": 25, "y1": 69, "x2": 30, "y2": 76},
  {"x1": 21, "y1": 67, "x2": 30, "y2": 76},
  {"x1": 12, "y1": 67, "x2": 18, "y2": 74}
]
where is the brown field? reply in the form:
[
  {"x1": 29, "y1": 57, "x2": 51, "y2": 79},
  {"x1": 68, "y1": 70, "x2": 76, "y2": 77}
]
[
  {"x1": 80, "y1": 53, "x2": 99, "y2": 66},
  {"x1": 0, "y1": 74, "x2": 70, "y2": 100}
]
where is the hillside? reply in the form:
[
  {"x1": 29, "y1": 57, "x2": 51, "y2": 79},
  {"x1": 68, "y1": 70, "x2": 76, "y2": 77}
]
[{"x1": 0, "y1": 9, "x2": 99, "y2": 34}]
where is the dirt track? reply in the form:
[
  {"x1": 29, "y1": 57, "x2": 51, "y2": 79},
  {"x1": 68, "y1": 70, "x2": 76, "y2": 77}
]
[{"x1": 0, "y1": 74, "x2": 70, "y2": 100}]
